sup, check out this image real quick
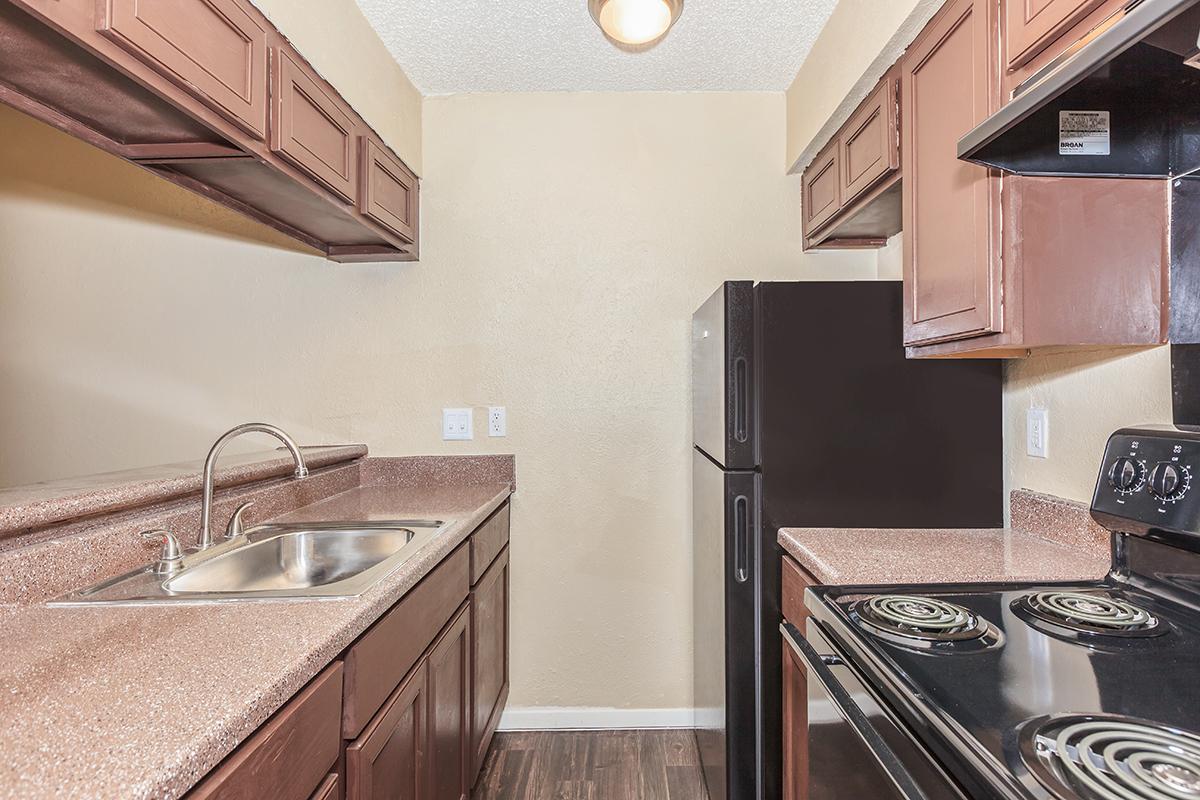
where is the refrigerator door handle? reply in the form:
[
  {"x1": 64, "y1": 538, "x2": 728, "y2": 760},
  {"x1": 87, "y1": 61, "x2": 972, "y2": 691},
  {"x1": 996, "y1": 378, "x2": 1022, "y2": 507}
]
[
  {"x1": 733, "y1": 356, "x2": 749, "y2": 444},
  {"x1": 733, "y1": 494, "x2": 750, "y2": 583}
]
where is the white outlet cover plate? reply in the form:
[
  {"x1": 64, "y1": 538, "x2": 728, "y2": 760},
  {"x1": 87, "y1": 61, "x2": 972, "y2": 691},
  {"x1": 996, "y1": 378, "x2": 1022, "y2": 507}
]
[
  {"x1": 443, "y1": 408, "x2": 473, "y2": 441},
  {"x1": 488, "y1": 406, "x2": 507, "y2": 437},
  {"x1": 1027, "y1": 408, "x2": 1049, "y2": 459}
]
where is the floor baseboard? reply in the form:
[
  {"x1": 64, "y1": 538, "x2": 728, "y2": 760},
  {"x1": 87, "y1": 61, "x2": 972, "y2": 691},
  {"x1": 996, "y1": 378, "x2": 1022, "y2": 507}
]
[{"x1": 497, "y1": 706, "x2": 695, "y2": 731}]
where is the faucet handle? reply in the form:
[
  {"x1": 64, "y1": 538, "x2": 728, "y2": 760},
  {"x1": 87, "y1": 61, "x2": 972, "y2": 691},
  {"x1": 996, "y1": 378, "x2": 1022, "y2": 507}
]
[
  {"x1": 225, "y1": 501, "x2": 255, "y2": 540},
  {"x1": 140, "y1": 529, "x2": 184, "y2": 575}
]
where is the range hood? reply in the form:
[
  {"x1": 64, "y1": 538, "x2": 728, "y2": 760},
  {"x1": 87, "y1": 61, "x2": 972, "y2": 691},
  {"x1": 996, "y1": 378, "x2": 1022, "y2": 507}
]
[{"x1": 959, "y1": 0, "x2": 1200, "y2": 177}]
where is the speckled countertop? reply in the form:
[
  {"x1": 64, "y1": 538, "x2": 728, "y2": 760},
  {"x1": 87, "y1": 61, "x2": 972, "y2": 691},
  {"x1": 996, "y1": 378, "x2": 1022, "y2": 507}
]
[
  {"x1": 778, "y1": 490, "x2": 1113, "y2": 586},
  {"x1": 0, "y1": 480, "x2": 511, "y2": 800}
]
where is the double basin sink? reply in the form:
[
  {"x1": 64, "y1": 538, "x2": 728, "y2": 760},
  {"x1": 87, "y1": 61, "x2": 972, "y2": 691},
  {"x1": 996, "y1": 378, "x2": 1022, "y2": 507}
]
[{"x1": 52, "y1": 519, "x2": 451, "y2": 605}]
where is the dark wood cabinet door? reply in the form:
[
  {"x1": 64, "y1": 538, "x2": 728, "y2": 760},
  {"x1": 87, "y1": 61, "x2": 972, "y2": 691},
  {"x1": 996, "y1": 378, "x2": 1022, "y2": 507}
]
[
  {"x1": 346, "y1": 661, "x2": 429, "y2": 800},
  {"x1": 271, "y1": 45, "x2": 359, "y2": 204},
  {"x1": 782, "y1": 637, "x2": 808, "y2": 800},
  {"x1": 1004, "y1": 0, "x2": 1106, "y2": 71},
  {"x1": 470, "y1": 547, "x2": 510, "y2": 781},
  {"x1": 840, "y1": 75, "x2": 900, "y2": 206},
  {"x1": 98, "y1": 0, "x2": 269, "y2": 139},
  {"x1": 429, "y1": 605, "x2": 471, "y2": 800},
  {"x1": 360, "y1": 136, "x2": 418, "y2": 245},
  {"x1": 802, "y1": 139, "x2": 841, "y2": 236},
  {"x1": 901, "y1": 0, "x2": 1002, "y2": 347}
]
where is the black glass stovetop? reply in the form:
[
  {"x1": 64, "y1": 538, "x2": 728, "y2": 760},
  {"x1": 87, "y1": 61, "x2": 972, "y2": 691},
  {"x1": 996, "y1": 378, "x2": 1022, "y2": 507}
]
[{"x1": 807, "y1": 541, "x2": 1200, "y2": 800}]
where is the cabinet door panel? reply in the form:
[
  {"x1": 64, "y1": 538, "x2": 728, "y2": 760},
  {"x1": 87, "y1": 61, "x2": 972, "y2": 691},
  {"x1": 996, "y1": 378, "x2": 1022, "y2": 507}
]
[
  {"x1": 902, "y1": 0, "x2": 1001, "y2": 346},
  {"x1": 346, "y1": 661, "x2": 429, "y2": 800},
  {"x1": 271, "y1": 46, "x2": 358, "y2": 203},
  {"x1": 99, "y1": 0, "x2": 268, "y2": 138},
  {"x1": 429, "y1": 605, "x2": 471, "y2": 800},
  {"x1": 802, "y1": 141, "x2": 841, "y2": 235},
  {"x1": 1005, "y1": 0, "x2": 1106, "y2": 70},
  {"x1": 782, "y1": 640, "x2": 808, "y2": 800},
  {"x1": 470, "y1": 547, "x2": 510, "y2": 781},
  {"x1": 360, "y1": 136, "x2": 417, "y2": 244},
  {"x1": 841, "y1": 77, "x2": 899, "y2": 206}
]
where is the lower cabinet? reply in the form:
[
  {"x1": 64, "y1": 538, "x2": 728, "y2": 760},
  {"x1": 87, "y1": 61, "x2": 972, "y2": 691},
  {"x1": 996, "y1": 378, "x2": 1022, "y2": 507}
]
[
  {"x1": 471, "y1": 546, "x2": 511, "y2": 779},
  {"x1": 781, "y1": 556, "x2": 820, "y2": 800},
  {"x1": 429, "y1": 605, "x2": 472, "y2": 800},
  {"x1": 346, "y1": 661, "x2": 430, "y2": 800}
]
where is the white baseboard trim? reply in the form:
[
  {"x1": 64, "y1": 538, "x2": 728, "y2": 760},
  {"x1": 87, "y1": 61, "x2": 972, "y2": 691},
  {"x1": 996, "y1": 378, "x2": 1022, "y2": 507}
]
[{"x1": 498, "y1": 707, "x2": 695, "y2": 732}]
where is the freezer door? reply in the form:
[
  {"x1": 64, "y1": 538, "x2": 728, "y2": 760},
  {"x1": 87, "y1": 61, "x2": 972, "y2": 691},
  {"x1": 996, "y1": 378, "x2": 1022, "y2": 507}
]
[
  {"x1": 693, "y1": 448, "x2": 758, "y2": 800},
  {"x1": 693, "y1": 282, "x2": 756, "y2": 469}
]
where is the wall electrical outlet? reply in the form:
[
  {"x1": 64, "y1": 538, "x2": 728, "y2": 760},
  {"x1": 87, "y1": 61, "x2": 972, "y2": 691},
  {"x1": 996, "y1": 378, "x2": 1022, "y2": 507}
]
[
  {"x1": 443, "y1": 408, "x2": 473, "y2": 441},
  {"x1": 1027, "y1": 407, "x2": 1049, "y2": 459},
  {"x1": 488, "y1": 406, "x2": 507, "y2": 437}
]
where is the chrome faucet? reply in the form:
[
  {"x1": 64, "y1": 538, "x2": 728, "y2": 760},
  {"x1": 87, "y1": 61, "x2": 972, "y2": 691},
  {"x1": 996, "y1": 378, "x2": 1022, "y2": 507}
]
[{"x1": 197, "y1": 423, "x2": 309, "y2": 551}]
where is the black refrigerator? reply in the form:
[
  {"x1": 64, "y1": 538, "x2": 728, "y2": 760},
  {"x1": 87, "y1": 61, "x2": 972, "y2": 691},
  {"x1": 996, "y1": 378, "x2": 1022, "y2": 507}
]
[{"x1": 691, "y1": 281, "x2": 1004, "y2": 800}]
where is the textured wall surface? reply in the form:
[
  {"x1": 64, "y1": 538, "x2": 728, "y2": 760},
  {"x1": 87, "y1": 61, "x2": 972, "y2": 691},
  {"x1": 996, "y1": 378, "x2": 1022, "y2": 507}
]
[
  {"x1": 0, "y1": 94, "x2": 879, "y2": 710},
  {"x1": 354, "y1": 0, "x2": 837, "y2": 94},
  {"x1": 785, "y1": 0, "x2": 943, "y2": 172},
  {"x1": 254, "y1": 0, "x2": 423, "y2": 172},
  {"x1": 1004, "y1": 348, "x2": 1173, "y2": 503}
]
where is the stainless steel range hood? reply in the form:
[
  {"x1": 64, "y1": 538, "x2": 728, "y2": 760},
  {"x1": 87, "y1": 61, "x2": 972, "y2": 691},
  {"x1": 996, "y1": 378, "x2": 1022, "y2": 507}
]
[{"x1": 958, "y1": 0, "x2": 1200, "y2": 177}]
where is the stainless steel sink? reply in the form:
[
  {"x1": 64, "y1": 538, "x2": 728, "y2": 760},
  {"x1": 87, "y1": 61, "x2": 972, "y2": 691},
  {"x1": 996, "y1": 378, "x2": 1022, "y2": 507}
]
[{"x1": 51, "y1": 519, "x2": 451, "y2": 605}]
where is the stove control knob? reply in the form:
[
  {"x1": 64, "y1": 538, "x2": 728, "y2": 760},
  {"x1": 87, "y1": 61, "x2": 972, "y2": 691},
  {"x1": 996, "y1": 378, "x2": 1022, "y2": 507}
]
[
  {"x1": 1149, "y1": 462, "x2": 1188, "y2": 501},
  {"x1": 1109, "y1": 458, "x2": 1146, "y2": 493}
]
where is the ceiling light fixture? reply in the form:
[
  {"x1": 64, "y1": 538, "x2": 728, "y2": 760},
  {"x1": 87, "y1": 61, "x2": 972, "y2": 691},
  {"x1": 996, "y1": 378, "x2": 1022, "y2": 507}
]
[{"x1": 588, "y1": 0, "x2": 683, "y2": 50}]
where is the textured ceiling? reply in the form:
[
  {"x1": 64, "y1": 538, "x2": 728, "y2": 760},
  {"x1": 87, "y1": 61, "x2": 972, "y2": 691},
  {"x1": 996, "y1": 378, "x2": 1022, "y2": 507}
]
[{"x1": 353, "y1": 0, "x2": 840, "y2": 94}]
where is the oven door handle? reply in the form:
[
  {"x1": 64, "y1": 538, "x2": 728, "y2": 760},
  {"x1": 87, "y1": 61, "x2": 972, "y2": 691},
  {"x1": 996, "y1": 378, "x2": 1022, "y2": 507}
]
[{"x1": 781, "y1": 622, "x2": 934, "y2": 800}]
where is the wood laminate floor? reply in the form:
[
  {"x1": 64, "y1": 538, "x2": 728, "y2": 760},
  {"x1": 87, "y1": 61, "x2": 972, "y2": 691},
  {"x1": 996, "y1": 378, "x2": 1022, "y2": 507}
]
[{"x1": 472, "y1": 730, "x2": 711, "y2": 800}]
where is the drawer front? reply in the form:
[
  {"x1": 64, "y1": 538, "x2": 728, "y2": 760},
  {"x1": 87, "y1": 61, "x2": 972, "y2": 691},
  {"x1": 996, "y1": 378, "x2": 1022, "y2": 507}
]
[
  {"x1": 802, "y1": 140, "x2": 841, "y2": 235},
  {"x1": 471, "y1": 546, "x2": 510, "y2": 779},
  {"x1": 840, "y1": 77, "x2": 899, "y2": 206},
  {"x1": 360, "y1": 136, "x2": 418, "y2": 244},
  {"x1": 188, "y1": 662, "x2": 343, "y2": 800},
  {"x1": 342, "y1": 543, "x2": 469, "y2": 739},
  {"x1": 781, "y1": 556, "x2": 818, "y2": 628},
  {"x1": 470, "y1": 502, "x2": 510, "y2": 585},
  {"x1": 1004, "y1": 0, "x2": 1106, "y2": 71},
  {"x1": 271, "y1": 46, "x2": 358, "y2": 203},
  {"x1": 99, "y1": 0, "x2": 268, "y2": 139}
]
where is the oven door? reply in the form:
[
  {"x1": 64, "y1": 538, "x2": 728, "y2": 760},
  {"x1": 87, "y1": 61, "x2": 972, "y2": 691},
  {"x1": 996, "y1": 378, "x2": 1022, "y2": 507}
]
[{"x1": 781, "y1": 622, "x2": 967, "y2": 800}]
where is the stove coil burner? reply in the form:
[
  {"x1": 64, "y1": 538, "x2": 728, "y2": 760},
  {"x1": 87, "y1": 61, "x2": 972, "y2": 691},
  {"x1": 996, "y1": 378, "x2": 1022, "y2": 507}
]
[
  {"x1": 852, "y1": 595, "x2": 987, "y2": 642},
  {"x1": 1015, "y1": 591, "x2": 1164, "y2": 638},
  {"x1": 1020, "y1": 715, "x2": 1200, "y2": 800}
]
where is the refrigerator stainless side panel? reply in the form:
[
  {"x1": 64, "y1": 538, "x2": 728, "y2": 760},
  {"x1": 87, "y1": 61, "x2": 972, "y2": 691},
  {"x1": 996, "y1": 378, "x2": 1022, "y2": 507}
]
[
  {"x1": 693, "y1": 282, "x2": 756, "y2": 470},
  {"x1": 693, "y1": 448, "x2": 758, "y2": 800}
]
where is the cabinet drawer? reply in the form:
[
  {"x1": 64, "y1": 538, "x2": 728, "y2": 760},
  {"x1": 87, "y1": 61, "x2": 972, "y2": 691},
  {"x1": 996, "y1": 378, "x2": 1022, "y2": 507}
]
[
  {"x1": 342, "y1": 543, "x2": 469, "y2": 739},
  {"x1": 1004, "y1": 0, "x2": 1107, "y2": 71},
  {"x1": 840, "y1": 77, "x2": 899, "y2": 206},
  {"x1": 802, "y1": 140, "x2": 841, "y2": 235},
  {"x1": 781, "y1": 556, "x2": 819, "y2": 628},
  {"x1": 470, "y1": 502, "x2": 510, "y2": 585},
  {"x1": 271, "y1": 46, "x2": 359, "y2": 203},
  {"x1": 188, "y1": 662, "x2": 343, "y2": 800},
  {"x1": 360, "y1": 136, "x2": 418, "y2": 244},
  {"x1": 98, "y1": 0, "x2": 269, "y2": 139}
]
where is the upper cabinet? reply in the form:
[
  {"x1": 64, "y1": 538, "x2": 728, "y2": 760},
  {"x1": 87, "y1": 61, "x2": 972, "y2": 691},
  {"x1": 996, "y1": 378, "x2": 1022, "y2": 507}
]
[
  {"x1": 2, "y1": 0, "x2": 419, "y2": 262},
  {"x1": 900, "y1": 0, "x2": 1002, "y2": 347},
  {"x1": 899, "y1": 0, "x2": 1169, "y2": 357},
  {"x1": 98, "y1": 0, "x2": 270, "y2": 140},
  {"x1": 802, "y1": 69, "x2": 902, "y2": 251}
]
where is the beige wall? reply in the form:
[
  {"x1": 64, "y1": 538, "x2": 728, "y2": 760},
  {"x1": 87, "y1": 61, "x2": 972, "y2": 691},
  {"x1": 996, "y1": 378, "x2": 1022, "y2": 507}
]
[
  {"x1": 0, "y1": 94, "x2": 879, "y2": 712},
  {"x1": 253, "y1": 0, "x2": 423, "y2": 172},
  {"x1": 785, "y1": 0, "x2": 942, "y2": 173}
]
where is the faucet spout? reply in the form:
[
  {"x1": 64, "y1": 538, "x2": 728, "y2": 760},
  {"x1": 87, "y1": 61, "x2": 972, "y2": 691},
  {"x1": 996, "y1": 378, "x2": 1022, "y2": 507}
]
[{"x1": 197, "y1": 423, "x2": 308, "y2": 551}]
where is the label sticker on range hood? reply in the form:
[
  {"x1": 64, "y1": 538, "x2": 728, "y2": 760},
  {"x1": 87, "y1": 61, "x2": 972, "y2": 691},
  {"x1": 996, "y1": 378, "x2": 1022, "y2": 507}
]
[{"x1": 1059, "y1": 111, "x2": 1111, "y2": 156}]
